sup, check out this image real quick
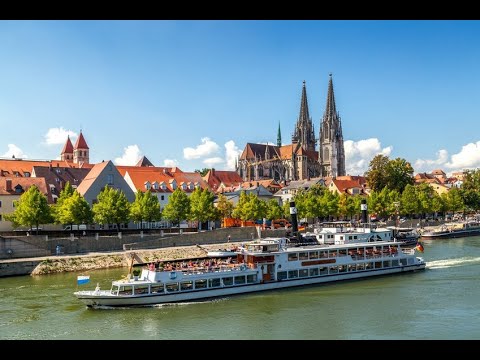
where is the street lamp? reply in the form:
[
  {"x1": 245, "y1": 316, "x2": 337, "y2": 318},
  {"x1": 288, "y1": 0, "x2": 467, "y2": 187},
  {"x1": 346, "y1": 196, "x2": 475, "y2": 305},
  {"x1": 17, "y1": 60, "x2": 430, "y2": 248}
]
[{"x1": 393, "y1": 201, "x2": 400, "y2": 228}]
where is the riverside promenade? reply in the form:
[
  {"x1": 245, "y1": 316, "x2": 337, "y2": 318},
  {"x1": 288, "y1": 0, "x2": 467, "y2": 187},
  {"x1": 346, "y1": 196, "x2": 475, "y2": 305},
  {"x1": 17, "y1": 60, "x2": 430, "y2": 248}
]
[{"x1": 0, "y1": 226, "x2": 287, "y2": 277}]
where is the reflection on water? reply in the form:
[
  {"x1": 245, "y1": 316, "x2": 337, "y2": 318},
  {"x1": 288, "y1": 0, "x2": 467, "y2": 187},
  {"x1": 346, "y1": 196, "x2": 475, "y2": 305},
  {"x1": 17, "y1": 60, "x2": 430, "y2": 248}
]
[{"x1": 1, "y1": 236, "x2": 479, "y2": 339}]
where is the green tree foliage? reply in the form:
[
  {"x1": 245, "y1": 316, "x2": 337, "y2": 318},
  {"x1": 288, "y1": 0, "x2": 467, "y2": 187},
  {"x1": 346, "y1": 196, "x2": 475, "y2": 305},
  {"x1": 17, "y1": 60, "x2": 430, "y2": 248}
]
[
  {"x1": 189, "y1": 188, "x2": 216, "y2": 230},
  {"x1": 446, "y1": 187, "x2": 464, "y2": 213},
  {"x1": 431, "y1": 192, "x2": 446, "y2": 215},
  {"x1": 416, "y1": 183, "x2": 435, "y2": 217},
  {"x1": 365, "y1": 154, "x2": 390, "y2": 192},
  {"x1": 130, "y1": 190, "x2": 162, "y2": 228},
  {"x1": 5, "y1": 185, "x2": 52, "y2": 233},
  {"x1": 266, "y1": 199, "x2": 283, "y2": 220},
  {"x1": 52, "y1": 181, "x2": 75, "y2": 223},
  {"x1": 401, "y1": 184, "x2": 420, "y2": 216},
  {"x1": 194, "y1": 168, "x2": 212, "y2": 177},
  {"x1": 461, "y1": 169, "x2": 480, "y2": 192},
  {"x1": 385, "y1": 158, "x2": 414, "y2": 193},
  {"x1": 93, "y1": 187, "x2": 131, "y2": 229},
  {"x1": 56, "y1": 191, "x2": 93, "y2": 226},
  {"x1": 232, "y1": 191, "x2": 267, "y2": 222},
  {"x1": 216, "y1": 194, "x2": 234, "y2": 220},
  {"x1": 162, "y1": 188, "x2": 190, "y2": 226}
]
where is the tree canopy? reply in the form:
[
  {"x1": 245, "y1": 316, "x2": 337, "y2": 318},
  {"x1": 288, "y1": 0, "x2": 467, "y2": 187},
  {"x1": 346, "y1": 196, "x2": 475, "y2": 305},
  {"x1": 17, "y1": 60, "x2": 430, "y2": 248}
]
[
  {"x1": 130, "y1": 190, "x2": 162, "y2": 227},
  {"x1": 189, "y1": 188, "x2": 217, "y2": 230},
  {"x1": 162, "y1": 188, "x2": 191, "y2": 226},
  {"x1": 92, "y1": 187, "x2": 131, "y2": 229}
]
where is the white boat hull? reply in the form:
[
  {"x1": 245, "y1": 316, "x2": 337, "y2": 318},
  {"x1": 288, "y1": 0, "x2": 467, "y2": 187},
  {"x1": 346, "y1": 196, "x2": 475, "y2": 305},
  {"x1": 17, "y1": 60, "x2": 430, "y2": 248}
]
[{"x1": 75, "y1": 263, "x2": 425, "y2": 307}]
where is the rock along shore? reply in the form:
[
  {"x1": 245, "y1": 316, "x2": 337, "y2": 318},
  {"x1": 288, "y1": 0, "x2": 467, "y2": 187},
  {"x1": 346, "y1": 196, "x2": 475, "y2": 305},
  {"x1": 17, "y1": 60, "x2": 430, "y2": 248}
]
[{"x1": 30, "y1": 242, "x2": 243, "y2": 276}]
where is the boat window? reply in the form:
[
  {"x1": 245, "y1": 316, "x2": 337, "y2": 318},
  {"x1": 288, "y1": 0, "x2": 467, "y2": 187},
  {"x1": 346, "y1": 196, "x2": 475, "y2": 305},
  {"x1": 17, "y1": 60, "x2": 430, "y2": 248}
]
[
  {"x1": 166, "y1": 282, "x2": 179, "y2": 292},
  {"x1": 299, "y1": 269, "x2": 308, "y2": 277},
  {"x1": 151, "y1": 284, "x2": 164, "y2": 294},
  {"x1": 356, "y1": 263, "x2": 365, "y2": 271},
  {"x1": 340, "y1": 236, "x2": 344, "y2": 240},
  {"x1": 277, "y1": 271, "x2": 287, "y2": 280},
  {"x1": 400, "y1": 259, "x2": 407, "y2": 266},
  {"x1": 223, "y1": 277, "x2": 234, "y2": 286},
  {"x1": 247, "y1": 274, "x2": 257, "y2": 283},
  {"x1": 209, "y1": 278, "x2": 221, "y2": 288},
  {"x1": 234, "y1": 276, "x2": 246, "y2": 285},
  {"x1": 288, "y1": 270, "x2": 298, "y2": 279},
  {"x1": 374, "y1": 262, "x2": 382, "y2": 269},
  {"x1": 338, "y1": 265, "x2": 347, "y2": 273},
  {"x1": 330, "y1": 266, "x2": 338, "y2": 274},
  {"x1": 365, "y1": 262, "x2": 373, "y2": 270},
  {"x1": 354, "y1": 236, "x2": 358, "y2": 239},
  {"x1": 408, "y1": 258, "x2": 414, "y2": 265},
  {"x1": 298, "y1": 252, "x2": 308, "y2": 260},
  {"x1": 309, "y1": 268, "x2": 319, "y2": 276},
  {"x1": 134, "y1": 285, "x2": 150, "y2": 295},
  {"x1": 383, "y1": 260, "x2": 392, "y2": 268},
  {"x1": 329, "y1": 251, "x2": 337, "y2": 258},
  {"x1": 195, "y1": 279, "x2": 207, "y2": 289},
  {"x1": 288, "y1": 253, "x2": 298, "y2": 261},
  {"x1": 339, "y1": 249, "x2": 347, "y2": 257},
  {"x1": 319, "y1": 251, "x2": 328, "y2": 258},
  {"x1": 348, "y1": 236, "x2": 352, "y2": 240},
  {"x1": 392, "y1": 260, "x2": 399, "y2": 267},
  {"x1": 348, "y1": 264, "x2": 356, "y2": 272},
  {"x1": 180, "y1": 281, "x2": 194, "y2": 291},
  {"x1": 309, "y1": 251, "x2": 318, "y2": 260},
  {"x1": 319, "y1": 267, "x2": 328, "y2": 275},
  {"x1": 119, "y1": 286, "x2": 133, "y2": 295}
]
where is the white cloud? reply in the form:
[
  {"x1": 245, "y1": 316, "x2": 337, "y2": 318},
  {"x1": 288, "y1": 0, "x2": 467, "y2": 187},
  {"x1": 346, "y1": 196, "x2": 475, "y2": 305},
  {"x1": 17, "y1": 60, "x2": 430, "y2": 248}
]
[
  {"x1": 415, "y1": 141, "x2": 480, "y2": 175},
  {"x1": 163, "y1": 159, "x2": 178, "y2": 167},
  {"x1": 44, "y1": 127, "x2": 77, "y2": 145},
  {"x1": 113, "y1": 145, "x2": 143, "y2": 166},
  {"x1": 1, "y1": 144, "x2": 27, "y2": 158},
  {"x1": 183, "y1": 137, "x2": 220, "y2": 160},
  {"x1": 414, "y1": 149, "x2": 449, "y2": 173},
  {"x1": 344, "y1": 138, "x2": 393, "y2": 176},
  {"x1": 203, "y1": 157, "x2": 224, "y2": 167},
  {"x1": 225, "y1": 140, "x2": 242, "y2": 170}
]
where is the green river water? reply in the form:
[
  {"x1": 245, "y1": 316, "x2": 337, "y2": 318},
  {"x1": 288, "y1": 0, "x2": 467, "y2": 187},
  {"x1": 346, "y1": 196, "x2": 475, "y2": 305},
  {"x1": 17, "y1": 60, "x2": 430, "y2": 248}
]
[{"x1": 1, "y1": 237, "x2": 479, "y2": 340}]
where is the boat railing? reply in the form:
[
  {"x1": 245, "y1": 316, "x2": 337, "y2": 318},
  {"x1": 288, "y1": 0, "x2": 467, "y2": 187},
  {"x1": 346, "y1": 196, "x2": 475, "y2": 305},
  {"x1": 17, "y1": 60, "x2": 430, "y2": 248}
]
[{"x1": 158, "y1": 263, "x2": 249, "y2": 276}]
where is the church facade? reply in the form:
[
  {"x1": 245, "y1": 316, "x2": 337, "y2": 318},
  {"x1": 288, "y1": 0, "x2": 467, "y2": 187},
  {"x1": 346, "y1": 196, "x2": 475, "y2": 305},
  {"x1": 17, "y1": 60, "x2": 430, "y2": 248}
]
[{"x1": 237, "y1": 75, "x2": 345, "y2": 182}]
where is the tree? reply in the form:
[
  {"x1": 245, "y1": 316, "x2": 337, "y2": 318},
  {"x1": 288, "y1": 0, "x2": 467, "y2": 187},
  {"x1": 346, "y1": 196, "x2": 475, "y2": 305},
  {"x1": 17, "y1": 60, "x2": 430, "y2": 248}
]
[
  {"x1": 446, "y1": 187, "x2": 464, "y2": 214},
  {"x1": 52, "y1": 181, "x2": 75, "y2": 223},
  {"x1": 189, "y1": 188, "x2": 216, "y2": 230},
  {"x1": 130, "y1": 190, "x2": 162, "y2": 228},
  {"x1": 194, "y1": 168, "x2": 212, "y2": 177},
  {"x1": 216, "y1": 193, "x2": 234, "y2": 220},
  {"x1": 266, "y1": 199, "x2": 283, "y2": 220},
  {"x1": 401, "y1": 184, "x2": 419, "y2": 216},
  {"x1": 93, "y1": 187, "x2": 131, "y2": 229},
  {"x1": 232, "y1": 191, "x2": 266, "y2": 223},
  {"x1": 365, "y1": 154, "x2": 390, "y2": 192},
  {"x1": 416, "y1": 183, "x2": 435, "y2": 218},
  {"x1": 5, "y1": 185, "x2": 52, "y2": 234},
  {"x1": 56, "y1": 191, "x2": 93, "y2": 226},
  {"x1": 162, "y1": 188, "x2": 190, "y2": 227},
  {"x1": 385, "y1": 158, "x2": 414, "y2": 193}
]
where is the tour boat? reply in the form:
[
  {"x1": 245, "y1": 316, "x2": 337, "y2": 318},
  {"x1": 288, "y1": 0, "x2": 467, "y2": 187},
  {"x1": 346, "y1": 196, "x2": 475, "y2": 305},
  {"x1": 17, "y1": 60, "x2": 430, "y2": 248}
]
[
  {"x1": 74, "y1": 234, "x2": 426, "y2": 308},
  {"x1": 420, "y1": 220, "x2": 480, "y2": 239}
]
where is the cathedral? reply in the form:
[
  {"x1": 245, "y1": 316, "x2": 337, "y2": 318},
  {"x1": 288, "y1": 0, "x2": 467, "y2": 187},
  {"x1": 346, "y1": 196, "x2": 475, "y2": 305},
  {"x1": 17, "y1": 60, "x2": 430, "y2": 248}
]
[
  {"x1": 237, "y1": 75, "x2": 345, "y2": 182},
  {"x1": 60, "y1": 130, "x2": 90, "y2": 165}
]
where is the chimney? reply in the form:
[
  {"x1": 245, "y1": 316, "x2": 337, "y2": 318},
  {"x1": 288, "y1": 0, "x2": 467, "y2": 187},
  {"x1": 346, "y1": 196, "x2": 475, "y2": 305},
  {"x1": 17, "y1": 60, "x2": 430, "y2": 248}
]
[
  {"x1": 6, "y1": 178, "x2": 12, "y2": 191},
  {"x1": 57, "y1": 163, "x2": 59, "y2": 167},
  {"x1": 49, "y1": 163, "x2": 52, "y2": 171},
  {"x1": 211, "y1": 168, "x2": 215, "y2": 177}
]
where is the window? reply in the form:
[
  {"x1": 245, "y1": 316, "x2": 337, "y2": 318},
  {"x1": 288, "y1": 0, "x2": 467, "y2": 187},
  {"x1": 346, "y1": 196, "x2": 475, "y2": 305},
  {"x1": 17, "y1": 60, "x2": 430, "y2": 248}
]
[
  {"x1": 209, "y1": 278, "x2": 221, "y2": 288},
  {"x1": 298, "y1": 252, "x2": 308, "y2": 260},
  {"x1": 222, "y1": 277, "x2": 233, "y2": 286},
  {"x1": 166, "y1": 282, "x2": 179, "y2": 292},
  {"x1": 299, "y1": 269, "x2": 308, "y2": 277},
  {"x1": 288, "y1": 253, "x2": 298, "y2": 261},
  {"x1": 0, "y1": 200, "x2": 2, "y2": 208},
  {"x1": 161, "y1": 195, "x2": 164, "y2": 201},
  {"x1": 246, "y1": 274, "x2": 257, "y2": 283},
  {"x1": 180, "y1": 281, "x2": 193, "y2": 291},
  {"x1": 107, "y1": 174, "x2": 114, "y2": 185},
  {"x1": 277, "y1": 271, "x2": 287, "y2": 280},
  {"x1": 234, "y1": 276, "x2": 246, "y2": 285},
  {"x1": 24, "y1": 172, "x2": 30, "y2": 177},
  {"x1": 309, "y1": 268, "x2": 319, "y2": 276},
  {"x1": 288, "y1": 270, "x2": 298, "y2": 279},
  {"x1": 195, "y1": 279, "x2": 207, "y2": 289}
]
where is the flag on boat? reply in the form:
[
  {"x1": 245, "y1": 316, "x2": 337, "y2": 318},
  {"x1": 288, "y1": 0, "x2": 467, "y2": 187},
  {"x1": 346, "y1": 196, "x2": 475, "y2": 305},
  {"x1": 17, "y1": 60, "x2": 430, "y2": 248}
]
[
  {"x1": 77, "y1": 275, "x2": 90, "y2": 285},
  {"x1": 415, "y1": 242, "x2": 424, "y2": 253}
]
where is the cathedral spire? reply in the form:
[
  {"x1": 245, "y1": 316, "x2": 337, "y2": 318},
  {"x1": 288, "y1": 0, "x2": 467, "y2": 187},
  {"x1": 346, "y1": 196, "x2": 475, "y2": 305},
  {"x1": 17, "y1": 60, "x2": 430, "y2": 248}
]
[
  {"x1": 277, "y1": 122, "x2": 282, "y2": 147},
  {"x1": 325, "y1": 73, "x2": 337, "y2": 119},
  {"x1": 292, "y1": 81, "x2": 315, "y2": 151}
]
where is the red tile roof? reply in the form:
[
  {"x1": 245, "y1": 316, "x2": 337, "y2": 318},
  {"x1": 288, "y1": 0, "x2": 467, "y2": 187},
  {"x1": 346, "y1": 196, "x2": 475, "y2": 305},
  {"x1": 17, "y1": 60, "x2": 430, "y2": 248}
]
[
  {"x1": 0, "y1": 177, "x2": 53, "y2": 203},
  {"x1": 74, "y1": 131, "x2": 89, "y2": 149},
  {"x1": 0, "y1": 159, "x2": 93, "y2": 178},
  {"x1": 61, "y1": 136, "x2": 74, "y2": 155}
]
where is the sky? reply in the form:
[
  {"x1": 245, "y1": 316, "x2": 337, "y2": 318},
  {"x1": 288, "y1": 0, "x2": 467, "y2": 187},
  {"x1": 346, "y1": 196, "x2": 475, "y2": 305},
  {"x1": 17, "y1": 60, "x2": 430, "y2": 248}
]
[{"x1": 1, "y1": 20, "x2": 480, "y2": 177}]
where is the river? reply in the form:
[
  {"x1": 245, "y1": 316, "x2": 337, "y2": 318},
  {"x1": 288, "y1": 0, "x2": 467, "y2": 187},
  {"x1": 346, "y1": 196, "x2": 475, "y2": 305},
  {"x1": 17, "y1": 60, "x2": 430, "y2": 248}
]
[{"x1": 1, "y1": 237, "x2": 479, "y2": 340}]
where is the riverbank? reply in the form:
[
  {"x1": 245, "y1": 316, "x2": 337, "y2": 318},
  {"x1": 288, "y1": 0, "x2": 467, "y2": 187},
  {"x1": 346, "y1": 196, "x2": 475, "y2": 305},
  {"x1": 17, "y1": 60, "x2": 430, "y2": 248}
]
[{"x1": 1, "y1": 241, "x2": 243, "y2": 277}]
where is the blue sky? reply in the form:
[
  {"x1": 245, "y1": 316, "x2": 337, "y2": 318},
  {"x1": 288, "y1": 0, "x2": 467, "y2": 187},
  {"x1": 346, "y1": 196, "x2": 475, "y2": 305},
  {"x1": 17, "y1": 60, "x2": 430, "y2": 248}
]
[{"x1": 1, "y1": 20, "x2": 480, "y2": 176}]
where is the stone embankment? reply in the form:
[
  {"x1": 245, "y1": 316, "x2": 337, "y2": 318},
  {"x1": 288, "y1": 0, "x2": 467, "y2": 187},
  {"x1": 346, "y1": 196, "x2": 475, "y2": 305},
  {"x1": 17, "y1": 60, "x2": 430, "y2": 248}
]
[{"x1": 30, "y1": 242, "x2": 243, "y2": 276}]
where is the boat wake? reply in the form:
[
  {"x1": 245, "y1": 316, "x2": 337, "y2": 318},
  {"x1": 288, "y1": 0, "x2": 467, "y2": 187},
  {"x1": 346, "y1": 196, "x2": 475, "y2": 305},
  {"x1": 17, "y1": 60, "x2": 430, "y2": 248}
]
[
  {"x1": 427, "y1": 257, "x2": 480, "y2": 269},
  {"x1": 90, "y1": 298, "x2": 228, "y2": 310}
]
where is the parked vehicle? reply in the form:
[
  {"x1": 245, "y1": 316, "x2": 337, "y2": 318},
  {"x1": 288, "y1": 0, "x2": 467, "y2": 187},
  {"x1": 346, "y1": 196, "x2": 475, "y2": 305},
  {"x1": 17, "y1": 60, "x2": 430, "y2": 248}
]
[{"x1": 64, "y1": 224, "x2": 87, "y2": 231}]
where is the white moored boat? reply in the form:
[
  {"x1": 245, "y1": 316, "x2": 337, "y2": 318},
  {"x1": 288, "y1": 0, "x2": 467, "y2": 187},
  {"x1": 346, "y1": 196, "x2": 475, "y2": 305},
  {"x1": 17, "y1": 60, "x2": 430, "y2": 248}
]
[{"x1": 74, "y1": 234, "x2": 426, "y2": 308}]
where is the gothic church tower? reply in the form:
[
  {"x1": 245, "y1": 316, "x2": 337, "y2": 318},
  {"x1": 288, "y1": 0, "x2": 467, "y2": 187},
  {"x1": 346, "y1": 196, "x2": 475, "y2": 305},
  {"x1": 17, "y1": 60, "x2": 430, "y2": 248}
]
[{"x1": 319, "y1": 74, "x2": 345, "y2": 177}]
